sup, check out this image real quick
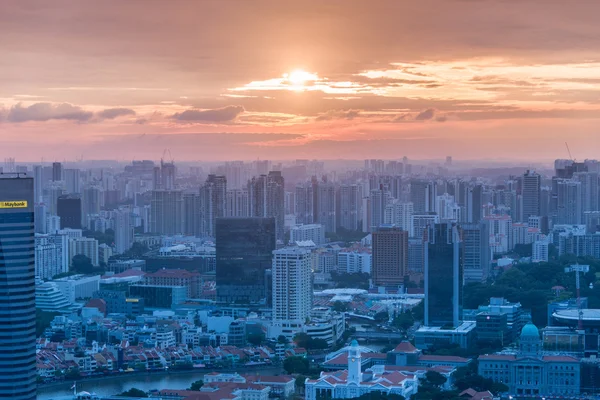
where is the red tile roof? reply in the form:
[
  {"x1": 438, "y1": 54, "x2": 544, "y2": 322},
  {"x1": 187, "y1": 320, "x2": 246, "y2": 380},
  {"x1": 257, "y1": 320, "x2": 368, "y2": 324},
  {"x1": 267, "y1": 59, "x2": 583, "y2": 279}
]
[
  {"x1": 419, "y1": 355, "x2": 470, "y2": 363},
  {"x1": 393, "y1": 341, "x2": 418, "y2": 353}
]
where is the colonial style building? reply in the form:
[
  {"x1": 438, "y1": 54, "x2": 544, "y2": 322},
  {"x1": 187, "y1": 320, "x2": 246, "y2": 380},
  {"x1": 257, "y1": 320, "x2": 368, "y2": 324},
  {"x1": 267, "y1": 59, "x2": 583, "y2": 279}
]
[
  {"x1": 479, "y1": 321, "x2": 580, "y2": 397},
  {"x1": 305, "y1": 341, "x2": 419, "y2": 399}
]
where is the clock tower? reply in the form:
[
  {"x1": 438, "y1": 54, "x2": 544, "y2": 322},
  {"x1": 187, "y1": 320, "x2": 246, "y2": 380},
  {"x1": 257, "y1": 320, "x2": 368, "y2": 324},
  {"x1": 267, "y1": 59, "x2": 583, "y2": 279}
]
[{"x1": 348, "y1": 340, "x2": 362, "y2": 384}]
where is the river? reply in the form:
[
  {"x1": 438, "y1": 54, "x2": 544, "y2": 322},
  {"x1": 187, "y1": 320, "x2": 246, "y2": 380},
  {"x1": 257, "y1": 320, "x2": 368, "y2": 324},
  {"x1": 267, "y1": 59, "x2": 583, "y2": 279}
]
[{"x1": 38, "y1": 367, "x2": 284, "y2": 399}]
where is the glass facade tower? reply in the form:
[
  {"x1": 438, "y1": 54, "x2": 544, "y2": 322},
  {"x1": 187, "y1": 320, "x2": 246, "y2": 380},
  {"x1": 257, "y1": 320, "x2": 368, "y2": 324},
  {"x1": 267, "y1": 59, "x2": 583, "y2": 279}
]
[
  {"x1": 216, "y1": 217, "x2": 276, "y2": 305},
  {"x1": 0, "y1": 177, "x2": 36, "y2": 400}
]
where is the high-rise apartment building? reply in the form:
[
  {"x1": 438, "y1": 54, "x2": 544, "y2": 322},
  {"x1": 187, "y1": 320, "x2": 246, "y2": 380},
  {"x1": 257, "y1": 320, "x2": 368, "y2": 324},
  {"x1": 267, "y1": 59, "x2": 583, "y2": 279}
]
[
  {"x1": 69, "y1": 237, "x2": 99, "y2": 266},
  {"x1": 63, "y1": 168, "x2": 81, "y2": 194},
  {"x1": 150, "y1": 190, "x2": 184, "y2": 235},
  {"x1": 226, "y1": 189, "x2": 249, "y2": 217},
  {"x1": 521, "y1": 170, "x2": 541, "y2": 222},
  {"x1": 200, "y1": 175, "x2": 227, "y2": 238},
  {"x1": 56, "y1": 194, "x2": 82, "y2": 229},
  {"x1": 336, "y1": 184, "x2": 359, "y2": 231},
  {"x1": 114, "y1": 208, "x2": 133, "y2": 254},
  {"x1": 462, "y1": 222, "x2": 491, "y2": 283},
  {"x1": 372, "y1": 225, "x2": 409, "y2": 288},
  {"x1": 295, "y1": 182, "x2": 314, "y2": 225},
  {"x1": 33, "y1": 165, "x2": 43, "y2": 203},
  {"x1": 248, "y1": 171, "x2": 284, "y2": 241},
  {"x1": 315, "y1": 180, "x2": 336, "y2": 233},
  {"x1": 52, "y1": 161, "x2": 63, "y2": 182},
  {"x1": 290, "y1": 223, "x2": 325, "y2": 246},
  {"x1": 183, "y1": 191, "x2": 202, "y2": 236},
  {"x1": 424, "y1": 222, "x2": 463, "y2": 327},
  {"x1": 272, "y1": 247, "x2": 312, "y2": 324},
  {"x1": 0, "y1": 177, "x2": 37, "y2": 399},
  {"x1": 216, "y1": 217, "x2": 276, "y2": 305}
]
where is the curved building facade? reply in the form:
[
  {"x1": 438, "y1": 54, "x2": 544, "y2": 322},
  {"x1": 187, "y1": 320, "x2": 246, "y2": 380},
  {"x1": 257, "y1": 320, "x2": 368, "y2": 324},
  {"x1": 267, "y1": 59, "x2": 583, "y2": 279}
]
[{"x1": 0, "y1": 177, "x2": 36, "y2": 400}]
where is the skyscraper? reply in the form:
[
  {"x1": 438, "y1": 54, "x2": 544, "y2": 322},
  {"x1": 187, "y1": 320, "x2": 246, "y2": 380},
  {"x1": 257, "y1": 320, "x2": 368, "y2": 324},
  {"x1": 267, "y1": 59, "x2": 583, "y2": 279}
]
[
  {"x1": 248, "y1": 171, "x2": 284, "y2": 241},
  {"x1": 56, "y1": 194, "x2": 82, "y2": 229},
  {"x1": 315, "y1": 179, "x2": 336, "y2": 233},
  {"x1": 272, "y1": 247, "x2": 312, "y2": 323},
  {"x1": 521, "y1": 170, "x2": 541, "y2": 222},
  {"x1": 52, "y1": 161, "x2": 63, "y2": 182},
  {"x1": 0, "y1": 177, "x2": 37, "y2": 400},
  {"x1": 200, "y1": 174, "x2": 227, "y2": 237},
  {"x1": 462, "y1": 222, "x2": 491, "y2": 283},
  {"x1": 183, "y1": 191, "x2": 202, "y2": 236},
  {"x1": 114, "y1": 208, "x2": 133, "y2": 254},
  {"x1": 372, "y1": 225, "x2": 409, "y2": 288},
  {"x1": 424, "y1": 222, "x2": 463, "y2": 327},
  {"x1": 336, "y1": 184, "x2": 359, "y2": 231},
  {"x1": 150, "y1": 189, "x2": 184, "y2": 235},
  {"x1": 216, "y1": 217, "x2": 276, "y2": 305},
  {"x1": 295, "y1": 182, "x2": 314, "y2": 225}
]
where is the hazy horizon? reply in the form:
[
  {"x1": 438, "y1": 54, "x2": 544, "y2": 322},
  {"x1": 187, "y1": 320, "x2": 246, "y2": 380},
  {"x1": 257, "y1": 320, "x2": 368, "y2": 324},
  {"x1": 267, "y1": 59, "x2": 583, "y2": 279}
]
[{"x1": 1, "y1": 0, "x2": 600, "y2": 161}]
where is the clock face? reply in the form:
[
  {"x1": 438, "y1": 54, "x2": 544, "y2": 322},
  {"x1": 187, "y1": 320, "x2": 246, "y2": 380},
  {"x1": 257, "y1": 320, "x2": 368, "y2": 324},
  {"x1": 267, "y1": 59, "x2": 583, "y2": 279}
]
[{"x1": 351, "y1": 358, "x2": 356, "y2": 362}]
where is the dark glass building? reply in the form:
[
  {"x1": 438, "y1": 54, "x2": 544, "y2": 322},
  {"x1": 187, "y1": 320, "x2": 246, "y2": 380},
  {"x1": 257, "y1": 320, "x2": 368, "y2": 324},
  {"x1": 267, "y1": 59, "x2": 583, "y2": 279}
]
[
  {"x1": 0, "y1": 177, "x2": 36, "y2": 400},
  {"x1": 216, "y1": 217, "x2": 276, "y2": 305},
  {"x1": 57, "y1": 194, "x2": 82, "y2": 229},
  {"x1": 424, "y1": 222, "x2": 463, "y2": 328}
]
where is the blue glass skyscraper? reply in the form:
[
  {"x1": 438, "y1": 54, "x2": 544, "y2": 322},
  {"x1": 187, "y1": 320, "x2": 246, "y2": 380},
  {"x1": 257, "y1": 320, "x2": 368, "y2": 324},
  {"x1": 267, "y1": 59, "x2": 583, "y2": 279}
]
[{"x1": 0, "y1": 177, "x2": 36, "y2": 400}]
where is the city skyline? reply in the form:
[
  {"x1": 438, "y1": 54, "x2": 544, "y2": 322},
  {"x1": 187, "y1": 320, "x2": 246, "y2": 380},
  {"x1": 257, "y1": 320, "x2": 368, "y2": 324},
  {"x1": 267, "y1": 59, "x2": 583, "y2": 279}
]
[{"x1": 1, "y1": 1, "x2": 600, "y2": 161}]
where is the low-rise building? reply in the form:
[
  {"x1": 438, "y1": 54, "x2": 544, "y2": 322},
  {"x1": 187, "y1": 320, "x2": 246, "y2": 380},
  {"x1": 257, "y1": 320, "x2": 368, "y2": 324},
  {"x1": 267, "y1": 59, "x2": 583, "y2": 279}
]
[{"x1": 414, "y1": 321, "x2": 477, "y2": 349}]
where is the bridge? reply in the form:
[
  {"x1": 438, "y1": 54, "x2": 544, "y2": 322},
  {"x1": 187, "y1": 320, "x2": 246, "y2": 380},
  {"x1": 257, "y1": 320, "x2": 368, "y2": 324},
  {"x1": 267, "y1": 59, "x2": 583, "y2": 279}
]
[{"x1": 351, "y1": 331, "x2": 404, "y2": 341}]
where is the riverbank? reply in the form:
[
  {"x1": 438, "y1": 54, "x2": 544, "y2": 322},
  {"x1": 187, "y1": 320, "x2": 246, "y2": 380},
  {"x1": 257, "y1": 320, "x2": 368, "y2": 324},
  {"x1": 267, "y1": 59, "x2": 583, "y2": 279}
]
[{"x1": 38, "y1": 365, "x2": 284, "y2": 390}]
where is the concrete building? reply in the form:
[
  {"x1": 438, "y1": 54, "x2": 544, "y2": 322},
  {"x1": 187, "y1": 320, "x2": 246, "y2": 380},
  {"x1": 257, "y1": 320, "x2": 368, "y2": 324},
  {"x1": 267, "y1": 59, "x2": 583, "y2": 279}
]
[
  {"x1": 479, "y1": 322, "x2": 581, "y2": 397},
  {"x1": 114, "y1": 208, "x2": 133, "y2": 254},
  {"x1": 271, "y1": 247, "x2": 312, "y2": 337},
  {"x1": 336, "y1": 184, "x2": 359, "y2": 231},
  {"x1": 415, "y1": 321, "x2": 477, "y2": 349},
  {"x1": 521, "y1": 170, "x2": 541, "y2": 222},
  {"x1": 290, "y1": 224, "x2": 325, "y2": 246},
  {"x1": 337, "y1": 250, "x2": 372, "y2": 274},
  {"x1": 248, "y1": 171, "x2": 285, "y2": 241},
  {"x1": 200, "y1": 174, "x2": 227, "y2": 237},
  {"x1": 372, "y1": 225, "x2": 408, "y2": 288},
  {"x1": 462, "y1": 222, "x2": 491, "y2": 283},
  {"x1": 150, "y1": 189, "x2": 184, "y2": 235},
  {"x1": 144, "y1": 268, "x2": 201, "y2": 299},
  {"x1": 69, "y1": 236, "x2": 99, "y2": 266},
  {"x1": 53, "y1": 274, "x2": 101, "y2": 302}
]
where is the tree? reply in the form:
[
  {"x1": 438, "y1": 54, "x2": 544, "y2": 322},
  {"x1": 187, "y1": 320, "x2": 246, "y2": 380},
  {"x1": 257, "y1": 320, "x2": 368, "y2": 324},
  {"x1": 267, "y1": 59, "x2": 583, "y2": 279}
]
[
  {"x1": 425, "y1": 371, "x2": 447, "y2": 388},
  {"x1": 393, "y1": 312, "x2": 414, "y2": 330},
  {"x1": 189, "y1": 380, "x2": 204, "y2": 391},
  {"x1": 72, "y1": 254, "x2": 94, "y2": 274},
  {"x1": 118, "y1": 388, "x2": 148, "y2": 397},
  {"x1": 293, "y1": 332, "x2": 310, "y2": 348},
  {"x1": 277, "y1": 335, "x2": 289, "y2": 344},
  {"x1": 295, "y1": 375, "x2": 306, "y2": 394},
  {"x1": 36, "y1": 309, "x2": 60, "y2": 337},
  {"x1": 373, "y1": 311, "x2": 389, "y2": 322},
  {"x1": 283, "y1": 356, "x2": 309, "y2": 374},
  {"x1": 333, "y1": 301, "x2": 349, "y2": 312},
  {"x1": 65, "y1": 367, "x2": 81, "y2": 380}
]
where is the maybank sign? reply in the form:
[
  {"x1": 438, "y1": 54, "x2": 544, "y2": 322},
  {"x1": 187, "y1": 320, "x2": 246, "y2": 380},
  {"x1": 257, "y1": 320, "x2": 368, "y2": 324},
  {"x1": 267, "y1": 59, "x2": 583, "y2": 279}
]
[{"x1": 0, "y1": 201, "x2": 28, "y2": 209}]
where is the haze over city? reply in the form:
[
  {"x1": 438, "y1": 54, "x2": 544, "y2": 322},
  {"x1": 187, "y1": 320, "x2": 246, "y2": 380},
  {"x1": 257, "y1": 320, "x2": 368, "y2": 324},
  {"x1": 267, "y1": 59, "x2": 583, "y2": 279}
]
[{"x1": 1, "y1": 0, "x2": 600, "y2": 161}]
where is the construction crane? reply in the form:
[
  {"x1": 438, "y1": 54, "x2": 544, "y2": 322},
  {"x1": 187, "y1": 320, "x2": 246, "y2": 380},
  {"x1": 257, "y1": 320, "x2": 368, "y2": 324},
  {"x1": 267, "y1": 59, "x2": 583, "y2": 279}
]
[{"x1": 564, "y1": 264, "x2": 589, "y2": 330}]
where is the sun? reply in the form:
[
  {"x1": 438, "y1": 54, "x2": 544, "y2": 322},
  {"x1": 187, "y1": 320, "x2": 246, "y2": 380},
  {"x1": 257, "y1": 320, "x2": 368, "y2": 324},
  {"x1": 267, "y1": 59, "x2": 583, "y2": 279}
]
[{"x1": 283, "y1": 69, "x2": 318, "y2": 86}]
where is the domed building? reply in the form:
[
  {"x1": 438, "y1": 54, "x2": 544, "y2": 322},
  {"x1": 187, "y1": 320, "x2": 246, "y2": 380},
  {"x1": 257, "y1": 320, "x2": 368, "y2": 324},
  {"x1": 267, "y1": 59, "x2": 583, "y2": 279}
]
[
  {"x1": 519, "y1": 321, "x2": 541, "y2": 355},
  {"x1": 478, "y1": 322, "x2": 581, "y2": 397}
]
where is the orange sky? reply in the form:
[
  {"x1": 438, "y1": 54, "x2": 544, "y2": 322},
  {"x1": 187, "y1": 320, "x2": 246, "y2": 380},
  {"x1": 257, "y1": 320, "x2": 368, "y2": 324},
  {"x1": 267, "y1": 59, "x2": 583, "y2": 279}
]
[{"x1": 1, "y1": 0, "x2": 600, "y2": 162}]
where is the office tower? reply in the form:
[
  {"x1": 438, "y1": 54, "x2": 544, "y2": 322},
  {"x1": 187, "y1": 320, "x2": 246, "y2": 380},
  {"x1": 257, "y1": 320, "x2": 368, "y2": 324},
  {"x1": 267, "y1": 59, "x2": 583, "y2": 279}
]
[
  {"x1": 555, "y1": 179, "x2": 583, "y2": 224},
  {"x1": 408, "y1": 238, "x2": 425, "y2": 276},
  {"x1": 0, "y1": 177, "x2": 36, "y2": 400},
  {"x1": 63, "y1": 168, "x2": 81, "y2": 194},
  {"x1": 521, "y1": 170, "x2": 541, "y2": 222},
  {"x1": 69, "y1": 237, "x2": 99, "y2": 266},
  {"x1": 152, "y1": 166, "x2": 161, "y2": 190},
  {"x1": 295, "y1": 182, "x2": 314, "y2": 225},
  {"x1": 200, "y1": 175, "x2": 227, "y2": 237},
  {"x1": 369, "y1": 186, "x2": 390, "y2": 232},
  {"x1": 424, "y1": 222, "x2": 463, "y2": 327},
  {"x1": 336, "y1": 184, "x2": 359, "y2": 231},
  {"x1": 248, "y1": 171, "x2": 285, "y2": 241},
  {"x1": 56, "y1": 194, "x2": 82, "y2": 229},
  {"x1": 574, "y1": 172, "x2": 599, "y2": 213},
  {"x1": 315, "y1": 179, "x2": 336, "y2": 233},
  {"x1": 465, "y1": 184, "x2": 483, "y2": 223},
  {"x1": 52, "y1": 161, "x2": 63, "y2": 182},
  {"x1": 114, "y1": 208, "x2": 133, "y2": 254},
  {"x1": 411, "y1": 213, "x2": 439, "y2": 239},
  {"x1": 216, "y1": 217, "x2": 276, "y2": 305},
  {"x1": 150, "y1": 190, "x2": 184, "y2": 235},
  {"x1": 34, "y1": 203, "x2": 47, "y2": 233},
  {"x1": 47, "y1": 184, "x2": 64, "y2": 215},
  {"x1": 183, "y1": 192, "x2": 202, "y2": 236},
  {"x1": 462, "y1": 222, "x2": 491, "y2": 283},
  {"x1": 82, "y1": 185, "x2": 103, "y2": 224},
  {"x1": 160, "y1": 160, "x2": 176, "y2": 190},
  {"x1": 33, "y1": 165, "x2": 43, "y2": 203},
  {"x1": 272, "y1": 247, "x2": 312, "y2": 323},
  {"x1": 226, "y1": 189, "x2": 249, "y2": 217},
  {"x1": 410, "y1": 179, "x2": 430, "y2": 214},
  {"x1": 372, "y1": 225, "x2": 409, "y2": 288}
]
